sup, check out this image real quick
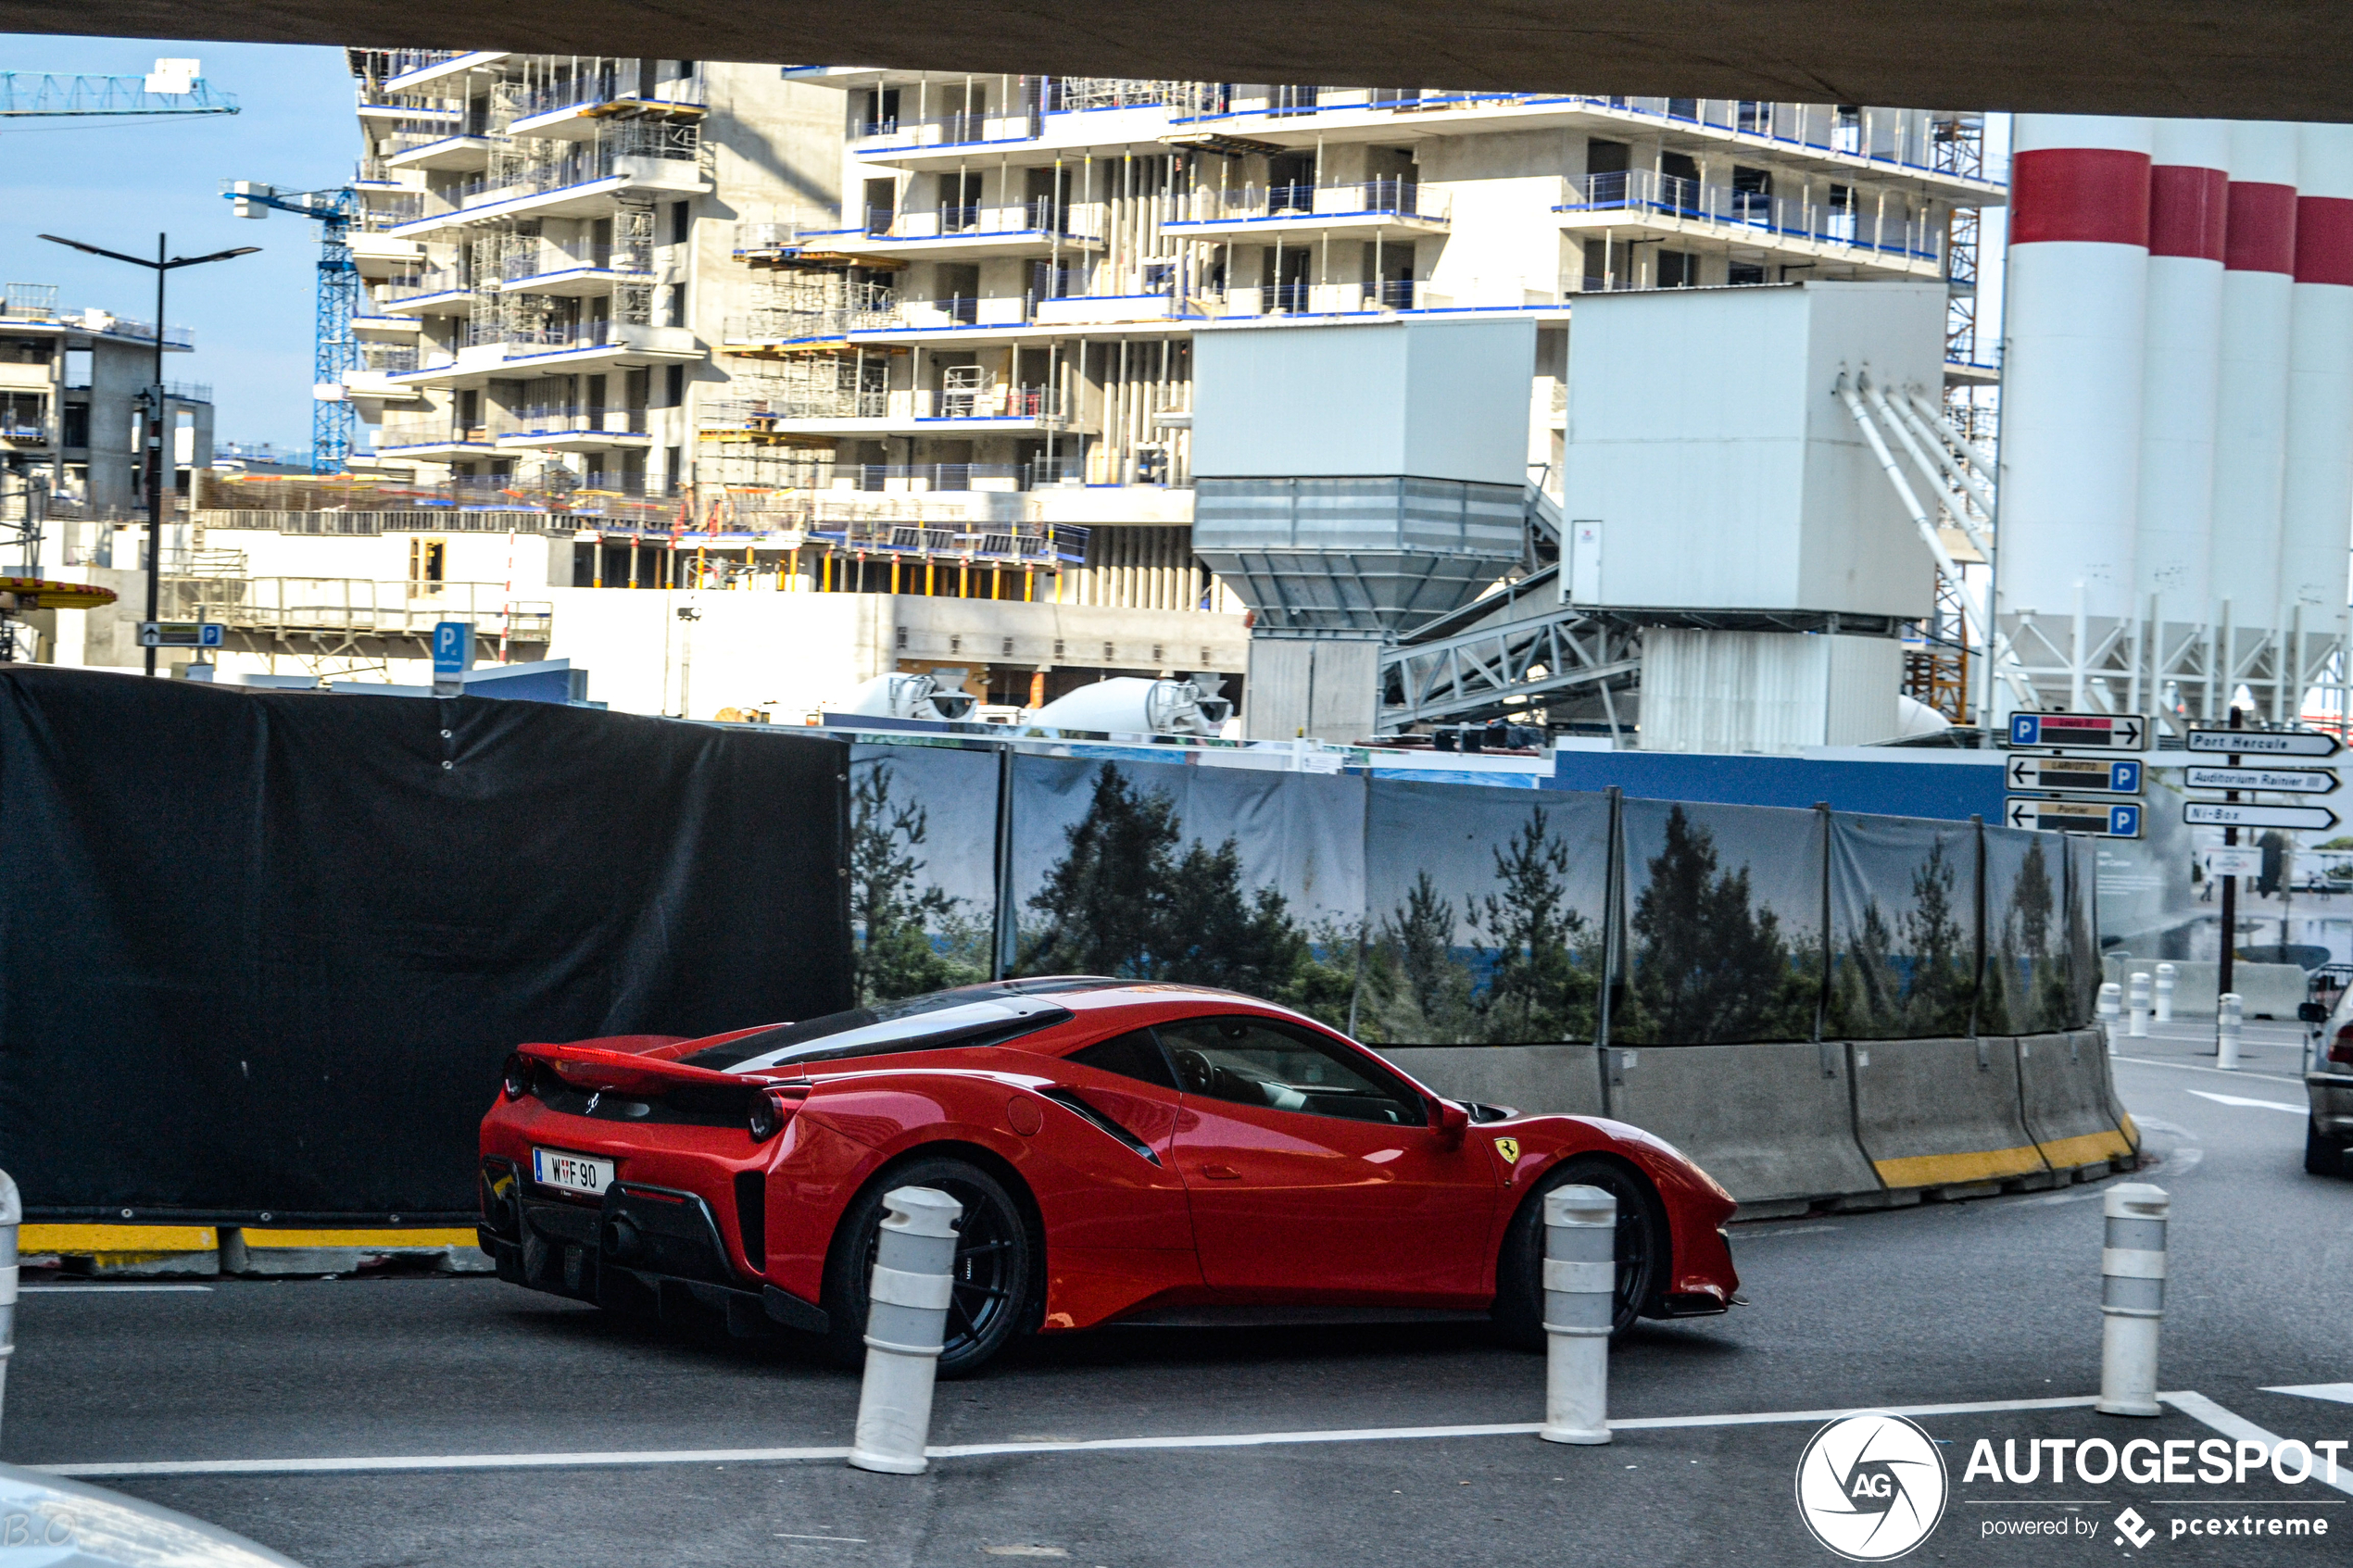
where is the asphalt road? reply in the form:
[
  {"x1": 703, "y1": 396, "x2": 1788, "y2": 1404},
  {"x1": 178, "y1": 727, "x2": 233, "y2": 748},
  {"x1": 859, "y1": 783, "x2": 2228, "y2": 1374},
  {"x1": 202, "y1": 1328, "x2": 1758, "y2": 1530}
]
[{"x1": 9, "y1": 1027, "x2": 2348, "y2": 1568}]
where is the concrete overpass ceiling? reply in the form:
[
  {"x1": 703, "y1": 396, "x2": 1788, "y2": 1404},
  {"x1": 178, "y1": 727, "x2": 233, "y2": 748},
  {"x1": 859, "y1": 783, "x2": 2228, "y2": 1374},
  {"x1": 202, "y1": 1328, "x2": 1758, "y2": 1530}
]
[{"x1": 10, "y1": 2, "x2": 2349, "y2": 122}]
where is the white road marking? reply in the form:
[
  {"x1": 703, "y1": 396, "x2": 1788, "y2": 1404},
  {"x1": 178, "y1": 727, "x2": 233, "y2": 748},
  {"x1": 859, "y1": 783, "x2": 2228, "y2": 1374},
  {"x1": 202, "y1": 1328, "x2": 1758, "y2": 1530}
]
[
  {"x1": 19, "y1": 1285, "x2": 214, "y2": 1294},
  {"x1": 2186, "y1": 1089, "x2": 2309, "y2": 1114},
  {"x1": 2164, "y1": 1392, "x2": 2353, "y2": 1499},
  {"x1": 2112, "y1": 1057, "x2": 2306, "y2": 1087},
  {"x1": 2263, "y1": 1383, "x2": 2353, "y2": 1407},
  {"x1": 775, "y1": 1535, "x2": 866, "y2": 1544},
  {"x1": 33, "y1": 1394, "x2": 2109, "y2": 1479},
  {"x1": 1730, "y1": 1225, "x2": 1841, "y2": 1238}
]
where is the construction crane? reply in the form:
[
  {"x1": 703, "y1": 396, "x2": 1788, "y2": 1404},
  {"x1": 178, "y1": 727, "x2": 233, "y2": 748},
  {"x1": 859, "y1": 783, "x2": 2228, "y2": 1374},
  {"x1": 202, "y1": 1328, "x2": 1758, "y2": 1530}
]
[
  {"x1": 224, "y1": 182, "x2": 359, "y2": 474},
  {"x1": 0, "y1": 58, "x2": 237, "y2": 119}
]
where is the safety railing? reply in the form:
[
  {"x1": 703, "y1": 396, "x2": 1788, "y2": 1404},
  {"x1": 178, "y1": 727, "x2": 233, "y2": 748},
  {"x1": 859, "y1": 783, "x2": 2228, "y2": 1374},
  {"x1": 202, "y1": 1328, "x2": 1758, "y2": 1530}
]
[
  {"x1": 169, "y1": 576, "x2": 554, "y2": 642},
  {"x1": 493, "y1": 407, "x2": 651, "y2": 440},
  {"x1": 850, "y1": 107, "x2": 1044, "y2": 151},
  {"x1": 383, "y1": 268, "x2": 471, "y2": 302},
  {"x1": 860, "y1": 197, "x2": 1094, "y2": 242},
  {"x1": 517, "y1": 65, "x2": 703, "y2": 122},
  {"x1": 921, "y1": 383, "x2": 1064, "y2": 422},
  {"x1": 457, "y1": 123, "x2": 702, "y2": 210},
  {"x1": 1557, "y1": 169, "x2": 1944, "y2": 264},
  {"x1": 502, "y1": 241, "x2": 652, "y2": 282},
  {"x1": 377, "y1": 416, "x2": 490, "y2": 448},
  {"x1": 1177, "y1": 179, "x2": 1451, "y2": 225}
]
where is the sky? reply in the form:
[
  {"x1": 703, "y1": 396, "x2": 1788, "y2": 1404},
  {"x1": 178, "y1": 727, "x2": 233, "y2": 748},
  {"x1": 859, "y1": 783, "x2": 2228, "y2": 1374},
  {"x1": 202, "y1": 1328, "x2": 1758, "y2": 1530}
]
[{"x1": 0, "y1": 34, "x2": 354, "y2": 451}]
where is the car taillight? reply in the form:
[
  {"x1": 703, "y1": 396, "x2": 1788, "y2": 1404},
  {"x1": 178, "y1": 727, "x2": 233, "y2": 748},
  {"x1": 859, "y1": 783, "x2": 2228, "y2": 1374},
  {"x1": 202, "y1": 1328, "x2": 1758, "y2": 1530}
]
[
  {"x1": 747, "y1": 1087, "x2": 795, "y2": 1142},
  {"x1": 2331, "y1": 1025, "x2": 2353, "y2": 1067},
  {"x1": 502, "y1": 1053, "x2": 533, "y2": 1100}
]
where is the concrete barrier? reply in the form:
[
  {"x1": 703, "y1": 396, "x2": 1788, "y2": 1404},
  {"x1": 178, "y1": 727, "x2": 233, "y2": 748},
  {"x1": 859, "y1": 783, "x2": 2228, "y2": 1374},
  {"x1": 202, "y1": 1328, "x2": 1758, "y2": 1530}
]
[
  {"x1": 1850, "y1": 1036, "x2": 2049, "y2": 1196},
  {"x1": 2102, "y1": 956, "x2": 2308, "y2": 1019},
  {"x1": 222, "y1": 1227, "x2": 492, "y2": 1276},
  {"x1": 2014, "y1": 1032, "x2": 2137, "y2": 1173},
  {"x1": 1377, "y1": 1045, "x2": 1606, "y2": 1117},
  {"x1": 2081, "y1": 1028, "x2": 2142, "y2": 1154},
  {"x1": 1601, "y1": 1042, "x2": 1881, "y2": 1210},
  {"x1": 19, "y1": 1224, "x2": 218, "y2": 1278}
]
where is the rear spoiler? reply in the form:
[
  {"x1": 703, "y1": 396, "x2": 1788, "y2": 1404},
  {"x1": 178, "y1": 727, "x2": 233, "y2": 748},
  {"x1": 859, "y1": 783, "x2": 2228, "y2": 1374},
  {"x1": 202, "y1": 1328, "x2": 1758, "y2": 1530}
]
[{"x1": 516, "y1": 1036, "x2": 806, "y2": 1095}]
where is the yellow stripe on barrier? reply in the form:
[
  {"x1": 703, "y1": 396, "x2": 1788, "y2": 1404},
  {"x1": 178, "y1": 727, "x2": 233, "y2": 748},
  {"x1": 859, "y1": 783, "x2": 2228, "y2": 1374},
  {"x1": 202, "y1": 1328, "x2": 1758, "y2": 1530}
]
[
  {"x1": 2035, "y1": 1128, "x2": 2134, "y2": 1169},
  {"x1": 1870, "y1": 1145, "x2": 2048, "y2": 1188},
  {"x1": 20, "y1": 1225, "x2": 217, "y2": 1253},
  {"x1": 2119, "y1": 1111, "x2": 2141, "y2": 1151},
  {"x1": 238, "y1": 1229, "x2": 479, "y2": 1249}
]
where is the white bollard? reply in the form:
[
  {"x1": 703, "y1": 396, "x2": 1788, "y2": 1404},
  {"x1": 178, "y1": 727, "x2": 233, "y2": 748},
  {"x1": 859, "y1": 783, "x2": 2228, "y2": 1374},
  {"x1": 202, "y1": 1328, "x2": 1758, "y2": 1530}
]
[
  {"x1": 0, "y1": 1169, "x2": 16, "y2": 1443},
  {"x1": 2154, "y1": 962, "x2": 2176, "y2": 1022},
  {"x1": 846, "y1": 1185, "x2": 963, "y2": 1475},
  {"x1": 2096, "y1": 1183, "x2": 2169, "y2": 1417},
  {"x1": 2097, "y1": 982, "x2": 2123, "y2": 1055},
  {"x1": 1539, "y1": 1185, "x2": 1615, "y2": 1445},
  {"x1": 2127, "y1": 972, "x2": 2151, "y2": 1037},
  {"x1": 2216, "y1": 992, "x2": 2243, "y2": 1071}
]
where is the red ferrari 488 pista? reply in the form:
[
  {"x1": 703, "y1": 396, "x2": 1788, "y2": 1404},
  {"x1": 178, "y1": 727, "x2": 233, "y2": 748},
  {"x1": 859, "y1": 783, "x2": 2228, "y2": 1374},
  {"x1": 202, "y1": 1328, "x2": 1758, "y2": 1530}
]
[{"x1": 477, "y1": 978, "x2": 1740, "y2": 1374}]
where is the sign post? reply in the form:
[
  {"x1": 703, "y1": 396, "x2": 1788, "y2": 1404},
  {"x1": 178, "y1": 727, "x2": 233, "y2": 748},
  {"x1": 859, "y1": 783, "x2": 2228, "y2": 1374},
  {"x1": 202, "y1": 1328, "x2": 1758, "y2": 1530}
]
[
  {"x1": 135, "y1": 620, "x2": 222, "y2": 650},
  {"x1": 2007, "y1": 711, "x2": 2150, "y2": 750},
  {"x1": 2005, "y1": 756, "x2": 2145, "y2": 795},
  {"x1": 432, "y1": 621, "x2": 474, "y2": 699},
  {"x1": 2005, "y1": 798, "x2": 2144, "y2": 837}
]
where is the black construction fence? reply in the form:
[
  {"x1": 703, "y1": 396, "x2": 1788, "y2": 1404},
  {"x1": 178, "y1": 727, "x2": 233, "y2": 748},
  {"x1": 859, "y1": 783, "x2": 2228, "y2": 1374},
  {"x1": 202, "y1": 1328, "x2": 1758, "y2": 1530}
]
[{"x1": 0, "y1": 672, "x2": 2094, "y2": 1222}]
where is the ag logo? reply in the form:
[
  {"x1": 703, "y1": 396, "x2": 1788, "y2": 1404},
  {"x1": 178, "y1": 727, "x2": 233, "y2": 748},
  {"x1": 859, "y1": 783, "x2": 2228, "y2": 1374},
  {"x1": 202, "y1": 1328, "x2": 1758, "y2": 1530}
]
[
  {"x1": 1493, "y1": 1136, "x2": 1520, "y2": 1165},
  {"x1": 1794, "y1": 1411, "x2": 1948, "y2": 1561}
]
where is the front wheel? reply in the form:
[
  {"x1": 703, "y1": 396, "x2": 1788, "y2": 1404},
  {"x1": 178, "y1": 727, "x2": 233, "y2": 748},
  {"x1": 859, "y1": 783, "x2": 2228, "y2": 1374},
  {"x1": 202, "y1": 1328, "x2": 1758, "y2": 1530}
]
[
  {"x1": 1491, "y1": 1156, "x2": 1667, "y2": 1349},
  {"x1": 2307, "y1": 1119, "x2": 2347, "y2": 1177},
  {"x1": 821, "y1": 1156, "x2": 1038, "y2": 1377}
]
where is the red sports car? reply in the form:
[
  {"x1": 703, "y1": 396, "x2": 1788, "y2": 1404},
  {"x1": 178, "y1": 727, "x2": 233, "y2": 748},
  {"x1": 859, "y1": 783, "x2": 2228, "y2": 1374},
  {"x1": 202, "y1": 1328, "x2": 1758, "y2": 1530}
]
[{"x1": 477, "y1": 979, "x2": 1741, "y2": 1374}]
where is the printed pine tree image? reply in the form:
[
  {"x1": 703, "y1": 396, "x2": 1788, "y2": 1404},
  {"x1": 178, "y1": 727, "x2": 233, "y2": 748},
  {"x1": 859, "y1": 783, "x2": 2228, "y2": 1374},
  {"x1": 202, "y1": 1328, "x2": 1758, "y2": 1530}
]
[
  {"x1": 1831, "y1": 837, "x2": 1977, "y2": 1038},
  {"x1": 1981, "y1": 838, "x2": 2067, "y2": 1035},
  {"x1": 849, "y1": 762, "x2": 989, "y2": 1004},
  {"x1": 1613, "y1": 805, "x2": 1822, "y2": 1044}
]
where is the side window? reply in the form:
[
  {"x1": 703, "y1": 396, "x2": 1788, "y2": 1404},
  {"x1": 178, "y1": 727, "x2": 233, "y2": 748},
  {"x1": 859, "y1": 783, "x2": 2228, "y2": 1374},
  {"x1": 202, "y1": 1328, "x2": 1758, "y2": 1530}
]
[
  {"x1": 1067, "y1": 1028, "x2": 1176, "y2": 1090},
  {"x1": 1156, "y1": 1017, "x2": 1425, "y2": 1126}
]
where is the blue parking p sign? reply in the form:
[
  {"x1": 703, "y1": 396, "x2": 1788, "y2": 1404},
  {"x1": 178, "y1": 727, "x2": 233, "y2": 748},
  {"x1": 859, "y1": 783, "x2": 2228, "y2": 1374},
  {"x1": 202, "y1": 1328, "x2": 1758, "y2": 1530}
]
[{"x1": 433, "y1": 621, "x2": 474, "y2": 679}]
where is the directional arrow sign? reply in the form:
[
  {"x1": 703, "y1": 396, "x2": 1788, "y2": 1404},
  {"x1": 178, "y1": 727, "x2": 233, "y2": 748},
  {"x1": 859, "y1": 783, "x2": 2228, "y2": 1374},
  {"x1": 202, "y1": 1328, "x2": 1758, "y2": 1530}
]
[
  {"x1": 2183, "y1": 764, "x2": 2338, "y2": 795},
  {"x1": 2183, "y1": 727, "x2": 2341, "y2": 758},
  {"x1": 2006, "y1": 756, "x2": 2143, "y2": 795},
  {"x1": 2182, "y1": 800, "x2": 2340, "y2": 831},
  {"x1": 2007, "y1": 711, "x2": 2148, "y2": 750},
  {"x1": 2007, "y1": 797, "x2": 2143, "y2": 837}
]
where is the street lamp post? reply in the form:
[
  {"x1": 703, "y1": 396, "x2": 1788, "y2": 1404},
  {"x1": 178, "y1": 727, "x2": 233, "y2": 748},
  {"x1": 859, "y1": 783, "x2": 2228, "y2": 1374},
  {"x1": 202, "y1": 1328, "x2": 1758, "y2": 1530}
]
[{"x1": 38, "y1": 232, "x2": 256, "y2": 675}]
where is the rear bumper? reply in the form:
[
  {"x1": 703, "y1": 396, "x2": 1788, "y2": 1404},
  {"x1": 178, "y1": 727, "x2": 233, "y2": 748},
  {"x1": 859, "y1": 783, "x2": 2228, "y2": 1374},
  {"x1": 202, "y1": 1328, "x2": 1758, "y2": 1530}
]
[
  {"x1": 477, "y1": 1157, "x2": 827, "y2": 1335},
  {"x1": 2310, "y1": 1073, "x2": 2353, "y2": 1137}
]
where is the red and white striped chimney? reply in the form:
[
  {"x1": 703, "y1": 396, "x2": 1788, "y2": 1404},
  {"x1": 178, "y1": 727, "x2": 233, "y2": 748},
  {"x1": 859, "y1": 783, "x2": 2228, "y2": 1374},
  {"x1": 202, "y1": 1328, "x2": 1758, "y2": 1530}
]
[
  {"x1": 2135, "y1": 120, "x2": 2230, "y2": 626},
  {"x1": 2001, "y1": 116, "x2": 2153, "y2": 635},
  {"x1": 2280, "y1": 122, "x2": 2353, "y2": 663},
  {"x1": 2208, "y1": 121, "x2": 2298, "y2": 643}
]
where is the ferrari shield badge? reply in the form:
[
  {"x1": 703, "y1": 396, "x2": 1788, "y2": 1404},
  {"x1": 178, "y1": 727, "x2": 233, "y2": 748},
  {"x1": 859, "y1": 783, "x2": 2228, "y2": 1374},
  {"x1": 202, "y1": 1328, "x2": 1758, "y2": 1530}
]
[{"x1": 1492, "y1": 1136, "x2": 1520, "y2": 1165}]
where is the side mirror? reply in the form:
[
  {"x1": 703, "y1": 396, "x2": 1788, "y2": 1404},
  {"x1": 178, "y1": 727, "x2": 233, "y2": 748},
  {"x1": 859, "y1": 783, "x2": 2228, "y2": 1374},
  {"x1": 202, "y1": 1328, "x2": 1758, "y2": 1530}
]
[
  {"x1": 1430, "y1": 1098, "x2": 1470, "y2": 1149},
  {"x1": 2298, "y1": 1001, "x2": 2330, "y2": 1023}
]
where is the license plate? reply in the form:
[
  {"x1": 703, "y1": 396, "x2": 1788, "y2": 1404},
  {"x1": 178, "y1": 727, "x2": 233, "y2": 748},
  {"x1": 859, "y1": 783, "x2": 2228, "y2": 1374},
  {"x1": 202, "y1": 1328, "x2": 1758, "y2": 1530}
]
[{"x1": 532, "y1": 1147, "x2": 614, "y2": 1196}]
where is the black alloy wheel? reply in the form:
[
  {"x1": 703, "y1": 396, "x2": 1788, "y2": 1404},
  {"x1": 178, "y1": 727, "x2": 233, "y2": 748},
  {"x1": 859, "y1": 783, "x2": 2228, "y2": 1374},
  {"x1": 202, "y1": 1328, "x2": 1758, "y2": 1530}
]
[
  {"x1": 822, "y1": 1155, "x2": 1037, "y2": 1377},
  {"x1": 1491, "y1": 1156, "x2": 1667, "y2": 1348}
]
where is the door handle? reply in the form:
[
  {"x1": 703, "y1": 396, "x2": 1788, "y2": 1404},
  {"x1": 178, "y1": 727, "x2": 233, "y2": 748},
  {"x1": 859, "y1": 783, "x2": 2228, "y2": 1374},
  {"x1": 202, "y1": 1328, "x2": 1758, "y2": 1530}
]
[{"x1": 1200, "y1": 1164, "x2": 1241, "y2": 1180}]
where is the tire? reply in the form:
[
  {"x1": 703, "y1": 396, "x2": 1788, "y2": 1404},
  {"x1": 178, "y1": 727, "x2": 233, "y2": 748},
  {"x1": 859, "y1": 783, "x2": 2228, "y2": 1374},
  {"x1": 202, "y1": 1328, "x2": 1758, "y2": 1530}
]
[
  {"x1": 2306, "y1": 1119, "x2": 2347, "y2": 1178},
  {"x1": 821, "y1": 1155, "x2": 1038, "y2": 1378},
  {"x1": 1491, "y1": 1156, "x2": 1667, "y2": 1350}
]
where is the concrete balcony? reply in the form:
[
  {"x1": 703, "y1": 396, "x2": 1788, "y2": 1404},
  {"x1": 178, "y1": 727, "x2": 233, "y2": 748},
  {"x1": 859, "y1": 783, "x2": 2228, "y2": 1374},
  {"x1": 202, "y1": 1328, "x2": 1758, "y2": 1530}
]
[
  {"x1": 375, "y1": 420, "x2": 495, "y2": 458},
  {"x1": 380, "y1": 272, "x2": 473, "y2": 316},
  {"x1": 768, "y1": 384, "x2": 1084, "y2": 438},
  {"x1": 1554, "y1": 169, "x2": 1946, "y2": 281},
  {"x1": 353, "y1": 314, "x2": 423, "y2": 340},
  {"x1": 384, "y1": 133, "x2": 494, "y2": 173},
  {"x1": 842, "y1": 292, "x2": 1194, "y2": 346},
  {"x1": 499, "y1": 254, "x2": 658, "y2": 298},
  {"x1": 389, "y1": 323, "x2": 702, "y2": 390},
  {"x1": 348, "y1": 232, "x2": 425, "y2": 276},
  {"x1": 493, "y1": 410, "x2": 657, "y2": 453},
  {"x1": 395, "y1": 152, "x2": 710, "y2": 236},
  {"x1": 341, "y1": 370, "x2": 428, "y2": 404},
  {"x1": 1163, "y1": 180, "x2": 1452, "y2": 244},
  {"x1": 510, "y1": 80, "x2": 705, "y2": 143},
  {"x1": 824, "y1": 201, "x2": 1105, "y2": 262},
  {"x1": 383, "y1": 51, "x2": 509, "y2": 94}
]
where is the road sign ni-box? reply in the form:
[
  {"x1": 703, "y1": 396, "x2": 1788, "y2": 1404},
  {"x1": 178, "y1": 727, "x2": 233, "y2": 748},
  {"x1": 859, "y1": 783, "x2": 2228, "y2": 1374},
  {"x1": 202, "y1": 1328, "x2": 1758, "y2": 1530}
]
[
  {"x1": 2182, "y1": 800, "x2": 2340, "y2": 832},
  {"x1": 2007, "y1": 711, "x2": 2149, "y2": 751},
  {"x1": 2006, "y1": 797, "x2": 2143, "y2": 837},
  {"x1": 2005, "y1": 756, "x2": 2143, "y2": 795}
]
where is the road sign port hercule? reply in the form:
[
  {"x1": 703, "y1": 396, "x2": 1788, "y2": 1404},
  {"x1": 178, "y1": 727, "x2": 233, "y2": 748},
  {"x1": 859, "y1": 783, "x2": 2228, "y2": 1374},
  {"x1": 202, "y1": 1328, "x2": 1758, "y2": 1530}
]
[
  {"x1": 2007, "y1": 711, "x2": 2149, "y2": 750},
  {"x1": 2005, "y1": 756, "x2": 2143, "y2": 795},
  {"x1": 2181, "y1": 801, "x2": 2340, "y2": 832},
  {"x1": 2006, "y1": 797, "x2": 2143, "y2": 837},
  {"x1": 2183, "y1": 727, "x2": 2341, "y2": 759},
  {"x1": 2181, "y1": 764, "x2": 2338, "y2": 795}
]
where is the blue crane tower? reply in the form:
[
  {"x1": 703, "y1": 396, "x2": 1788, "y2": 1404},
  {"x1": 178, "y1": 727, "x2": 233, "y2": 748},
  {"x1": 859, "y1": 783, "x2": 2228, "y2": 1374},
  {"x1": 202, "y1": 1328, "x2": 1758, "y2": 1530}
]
[{"x1": 224, "y1": 182, "x2": 360, "y2": 474}]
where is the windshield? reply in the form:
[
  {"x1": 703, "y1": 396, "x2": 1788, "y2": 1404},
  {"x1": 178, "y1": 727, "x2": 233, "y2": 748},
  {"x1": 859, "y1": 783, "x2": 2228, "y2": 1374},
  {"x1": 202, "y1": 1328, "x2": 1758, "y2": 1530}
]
[{"x1": 681, "y1": 983, "x2": 1086, "y2": 1073}]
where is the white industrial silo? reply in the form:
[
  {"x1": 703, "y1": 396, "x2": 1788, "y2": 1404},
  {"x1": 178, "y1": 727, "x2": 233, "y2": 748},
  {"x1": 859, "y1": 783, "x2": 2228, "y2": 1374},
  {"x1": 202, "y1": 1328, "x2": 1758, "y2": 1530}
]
[
  {"x1": 2207, "y1": 121, "x2": 2299, "y2": 669},
  {"x1": 2135, "y1": 119, "x2": 2229, "y2": 633},
  {"x1": 1999, "y1": 115, "x2": 2152, "y2": 670},
  {"x1": 2279, "y1": 120, "x2": 2353, "y2": 707}
]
